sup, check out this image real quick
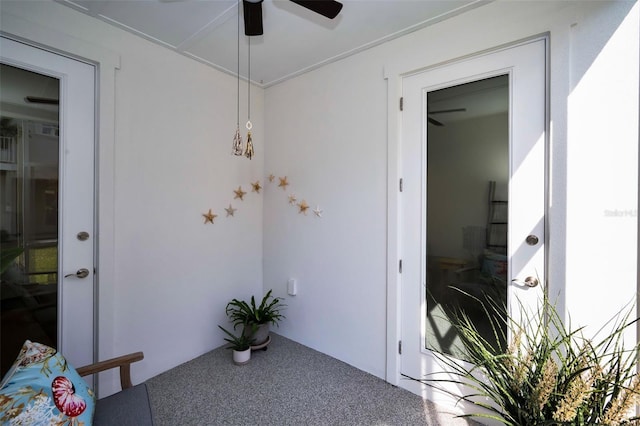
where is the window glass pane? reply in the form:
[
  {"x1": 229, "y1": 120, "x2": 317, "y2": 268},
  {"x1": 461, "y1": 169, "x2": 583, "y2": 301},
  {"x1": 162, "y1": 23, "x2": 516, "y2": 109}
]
[
  {"x1": 425, "y1": 75, "x2": 509, "y2": 358},
  {"x1": 1, "y1": 64, "x2": 59, "y2": 375}
]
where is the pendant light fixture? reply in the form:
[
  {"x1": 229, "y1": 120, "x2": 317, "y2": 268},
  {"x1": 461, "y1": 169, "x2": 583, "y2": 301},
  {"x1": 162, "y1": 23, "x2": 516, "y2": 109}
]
[
  {"x1": 244, "y1": 35, "x2": 254, "y2": 160},
  {"x1": 232, "y1": 0, "x2": 255, "y2": 160},
  {"x1": 232, "y1": 0, "x2": 244, "y2": 156}
]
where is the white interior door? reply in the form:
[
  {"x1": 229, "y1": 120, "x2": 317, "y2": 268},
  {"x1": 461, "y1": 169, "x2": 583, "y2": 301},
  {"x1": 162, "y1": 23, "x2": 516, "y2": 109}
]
[
  {"x1": 398, "y1": 38, "x2": 547, "y2": 408},
  {"x1": 0, "y1": 36, "x2": 95, "y2": 372}
]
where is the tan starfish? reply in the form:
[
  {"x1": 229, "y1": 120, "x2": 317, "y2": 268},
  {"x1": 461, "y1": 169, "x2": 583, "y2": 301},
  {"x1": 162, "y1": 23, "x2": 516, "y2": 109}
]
[
  {"x1": 278, "y1": 176, "x2": 289, "y2": 191},
  {"x1": 297, "y1": 200, "x2": 309, "y2": 215},
  {"x1": 234, "y1": 186, "x2": 247, "y2": 200},
  {"x1": 202, "y1": 209, "x2": 217, "y2": 224},
  {"x1": 225, "y1": 204, "x2": 237, "y2": 217}
]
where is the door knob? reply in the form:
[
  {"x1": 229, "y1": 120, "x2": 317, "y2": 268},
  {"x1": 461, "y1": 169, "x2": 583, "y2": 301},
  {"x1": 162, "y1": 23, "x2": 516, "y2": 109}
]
[
  {"x1": 511, "y1": 276, "x2": 539, "y2": 288},
  {"x1": 65, "y1": 268, "x2": 90, "y2": 279}
]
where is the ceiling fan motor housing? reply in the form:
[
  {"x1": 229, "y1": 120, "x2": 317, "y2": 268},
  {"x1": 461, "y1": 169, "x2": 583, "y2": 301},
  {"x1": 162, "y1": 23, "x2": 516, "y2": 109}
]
[
  {"x1": 243, "y1": 0, "x2": 264, "y2": 36},
  {"x1": 242, "y1": 0, "x2": 342, "y2": 36}
]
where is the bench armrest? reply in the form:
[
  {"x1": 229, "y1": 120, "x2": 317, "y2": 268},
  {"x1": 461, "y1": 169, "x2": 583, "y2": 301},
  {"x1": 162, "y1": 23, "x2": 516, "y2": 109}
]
[{"x1": 77, "y1": 352, "x2": 144, "y2": 390}]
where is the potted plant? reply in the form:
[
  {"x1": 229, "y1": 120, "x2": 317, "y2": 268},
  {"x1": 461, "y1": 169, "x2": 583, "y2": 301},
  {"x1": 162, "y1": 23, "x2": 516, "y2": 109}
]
[
  {"x1": 412, "y1": 292, "x2": 640, "y2": 425},
  {"x1": 225, "y1": 289, "x2": 286, "y2": 346},
  {"x1": 218, "y1": 325, "x2": 254, "y2": 365}
]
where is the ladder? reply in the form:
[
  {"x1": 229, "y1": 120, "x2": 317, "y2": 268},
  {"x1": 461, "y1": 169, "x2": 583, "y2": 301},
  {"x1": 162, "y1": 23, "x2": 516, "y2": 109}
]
[{"x1": 486, "y1": 181, "x2": 507, "y2": 254}]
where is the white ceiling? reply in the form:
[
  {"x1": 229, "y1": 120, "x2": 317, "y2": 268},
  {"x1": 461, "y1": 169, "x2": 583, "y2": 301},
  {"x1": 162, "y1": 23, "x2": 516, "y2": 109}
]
[{"x1": 55, "y1": 0, "x2": 487, "y2": 87}]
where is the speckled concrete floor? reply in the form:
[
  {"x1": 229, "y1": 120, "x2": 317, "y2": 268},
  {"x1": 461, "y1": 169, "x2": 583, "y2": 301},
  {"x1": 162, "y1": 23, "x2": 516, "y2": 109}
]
[{"x1": 147, "y1": 334, "x2": 482, "y2": 425}]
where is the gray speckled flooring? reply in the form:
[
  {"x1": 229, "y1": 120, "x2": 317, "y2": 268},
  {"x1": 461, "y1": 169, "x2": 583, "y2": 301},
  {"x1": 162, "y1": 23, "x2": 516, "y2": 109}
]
[{"x1": 146, "y1": 334, "x2": 481, "y2": 425}]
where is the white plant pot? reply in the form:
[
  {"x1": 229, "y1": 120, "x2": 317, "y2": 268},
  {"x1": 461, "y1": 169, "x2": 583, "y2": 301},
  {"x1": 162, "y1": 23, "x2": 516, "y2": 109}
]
[{"x1": 233, "y1": 348, "x2": 251, "y2": 365}]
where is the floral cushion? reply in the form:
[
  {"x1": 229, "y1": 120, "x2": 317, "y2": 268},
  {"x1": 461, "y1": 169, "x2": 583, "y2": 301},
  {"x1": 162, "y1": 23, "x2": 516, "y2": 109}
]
[{"x1": 0, "y1": 340, "x2": 95, "y2": 425}]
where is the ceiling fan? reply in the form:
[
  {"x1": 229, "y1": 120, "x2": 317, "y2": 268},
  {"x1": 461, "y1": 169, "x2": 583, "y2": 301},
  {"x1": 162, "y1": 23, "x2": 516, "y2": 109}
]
[
  {"x1": 243, "y1": 0, "x2": 343, "y2": 36},
  {"x1": 24, "y1": 96, "x2": 59, "y2": 105},
  {"x1": 427, "y1": 108, "x2": 466, "y2": 126}
]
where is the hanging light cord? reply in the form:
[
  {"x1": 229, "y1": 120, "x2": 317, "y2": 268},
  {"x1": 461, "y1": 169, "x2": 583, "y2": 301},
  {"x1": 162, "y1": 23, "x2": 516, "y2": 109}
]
[
  {"x1": 247, "y1": 36, "x2": 251, "y2": 125},
  {"x1": 236, "y1": 0, "x2": 240, "y2": 127}
]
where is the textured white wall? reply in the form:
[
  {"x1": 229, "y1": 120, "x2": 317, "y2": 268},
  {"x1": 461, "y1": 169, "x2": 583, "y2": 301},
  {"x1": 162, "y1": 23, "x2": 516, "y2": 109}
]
[{"x1": 1, "y1": 0, "x2": 265, "y2": 396}]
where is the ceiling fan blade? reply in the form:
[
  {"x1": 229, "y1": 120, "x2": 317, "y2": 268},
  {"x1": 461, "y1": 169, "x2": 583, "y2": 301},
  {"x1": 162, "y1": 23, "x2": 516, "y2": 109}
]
[
  {"x1": 290, "y1": 0, "x2": 343, "y2": 19},
  {"x1": 428, "y1": 116, "x2": 444, "y2": 127},
  {"x1": 428, "y1": 108, "x2": 467, "y2": 114},
  {"x1": 243, "y1": 0, "x2": 264, "y2": 36},
  {"x1": 25, "y1": 96, "x2": 59, "y2": 105}
]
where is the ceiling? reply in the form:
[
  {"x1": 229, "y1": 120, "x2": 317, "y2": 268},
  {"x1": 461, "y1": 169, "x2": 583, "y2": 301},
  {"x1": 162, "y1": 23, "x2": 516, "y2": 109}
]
[{"x1": 55, "y1": 0, "x2": 487, "y2": 88}]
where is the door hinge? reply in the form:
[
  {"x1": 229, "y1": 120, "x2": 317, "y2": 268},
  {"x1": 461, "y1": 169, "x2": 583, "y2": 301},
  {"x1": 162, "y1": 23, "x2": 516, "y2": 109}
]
[
  {"x1": 399, "y1": 259, "x2": 403, "y2": 274},
  {"x1": 399, "y1": 97, "x2": 404, "y2": 111},
  {"x1": 399, "y1": 178, "x2": 403, "y2": 192},
  {"x1": 398, "y1": 340, "x2": 402, "y2": 354}
]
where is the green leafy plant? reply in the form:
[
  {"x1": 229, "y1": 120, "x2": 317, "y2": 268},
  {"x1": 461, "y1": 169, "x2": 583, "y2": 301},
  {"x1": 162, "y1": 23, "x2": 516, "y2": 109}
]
[
  {"x1": 413, "y1": 292, "x2": 640, "y2": 426},
  {"x1": 225, "y1": 289, "x2": 286, "y2": 329},
  {"x1": 218, "y1": 325, "x2": 254, "y2": 351}
]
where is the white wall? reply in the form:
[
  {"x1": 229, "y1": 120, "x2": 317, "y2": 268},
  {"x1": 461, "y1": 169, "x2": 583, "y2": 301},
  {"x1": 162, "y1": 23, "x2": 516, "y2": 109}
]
[
  {"x1": 1, "y1": 0, "x2": 265, "y2": 396},
  {"x1": 264, "y1": 52, "x2": 389, "y2": 376},
  {"x1": 563, "y1": 1, "x2": 639, "y2": 335},
  {"x1": 265, "y1": 0, "x2": 638, "y2": 385}
]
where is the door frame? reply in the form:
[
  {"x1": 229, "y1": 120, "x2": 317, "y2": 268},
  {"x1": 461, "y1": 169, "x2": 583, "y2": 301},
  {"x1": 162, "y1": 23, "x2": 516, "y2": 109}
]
[
  {"x1": 384, "y1": 34, "x2": 550, "y2": 395},
  {"x1": 1, "y1": 12, "x2": 120, "y2": 394}
]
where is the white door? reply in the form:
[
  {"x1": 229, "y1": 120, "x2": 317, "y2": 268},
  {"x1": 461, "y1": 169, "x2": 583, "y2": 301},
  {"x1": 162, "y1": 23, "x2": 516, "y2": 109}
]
[
  {"x1": 399, "y1": 38, "x2": 546, "y2": 407},
  {"x1": 0, "y1": 36, "x2": 95, "y2": 373}
]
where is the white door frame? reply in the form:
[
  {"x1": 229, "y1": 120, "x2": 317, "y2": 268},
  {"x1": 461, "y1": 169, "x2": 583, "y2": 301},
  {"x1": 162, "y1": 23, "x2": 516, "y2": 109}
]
[
  {"x1": 385, "y1": 34, "x2": 549, "y2": 394},
  {"x1": 1, "y1": 11, "x2": 120, "y2": 394}
]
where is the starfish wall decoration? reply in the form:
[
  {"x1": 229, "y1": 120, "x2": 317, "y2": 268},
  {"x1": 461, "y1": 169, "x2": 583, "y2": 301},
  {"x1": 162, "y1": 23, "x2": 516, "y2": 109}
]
[
  {"x1": 234, "y1": 186, "x2": 247, "y2": 200},
  {"x1": 201, "y1": 179, "x2": 266, "y2": 225},
  {"x1": 202, "y1": 209, "x2": 217, "y2": 224},
  {"x1": 278, "y1": 176, "x2": 289, "y2": 191},
  {"x1": 264, "y1": 172, "x2": 324, "y2": 219},
  {"x1": 297, "y1": 200, "x2": 310, "y2": 215},
  {"x1": 225, "y1": 204, "x2": 237, "y2": 217}
]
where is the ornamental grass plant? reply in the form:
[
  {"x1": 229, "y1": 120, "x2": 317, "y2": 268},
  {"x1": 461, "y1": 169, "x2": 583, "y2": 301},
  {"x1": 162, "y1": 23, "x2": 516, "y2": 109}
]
[{"x1": 417, "y1": 292, "x2": 640, "y2": 425}]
